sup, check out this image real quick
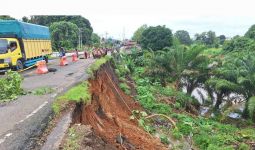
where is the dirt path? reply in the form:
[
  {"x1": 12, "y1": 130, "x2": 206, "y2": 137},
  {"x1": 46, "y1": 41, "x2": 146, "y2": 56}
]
[
  {"x1": 0, "y1": 57, "x2": 94, "y2": 150},
  {"x1": 75, "y1": 63, "x2": 167, "y2": 150}
]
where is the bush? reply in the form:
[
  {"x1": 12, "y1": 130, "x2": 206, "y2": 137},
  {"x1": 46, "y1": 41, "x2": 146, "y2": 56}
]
[{"x1": 0, "y1": 70, "x2": 23, "y2": 101}]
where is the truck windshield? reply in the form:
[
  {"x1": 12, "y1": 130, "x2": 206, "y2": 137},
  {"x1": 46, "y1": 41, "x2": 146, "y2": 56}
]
[{"x1": 0, "y1": 39, "x2": 8, "y2": 54}]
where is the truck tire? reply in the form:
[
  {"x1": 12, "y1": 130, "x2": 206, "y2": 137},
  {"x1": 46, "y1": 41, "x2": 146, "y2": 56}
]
[{"x1": 16, "y1": 60, "x2": 24, "y2": 71}]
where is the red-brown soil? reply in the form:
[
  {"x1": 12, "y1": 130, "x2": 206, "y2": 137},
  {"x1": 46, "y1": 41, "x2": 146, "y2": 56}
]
[{"x1": 75, "y1": 62, "x2": 167, "y2": 150}]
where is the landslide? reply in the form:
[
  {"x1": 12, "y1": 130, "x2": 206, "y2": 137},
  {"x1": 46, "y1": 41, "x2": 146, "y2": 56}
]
[{"x1": 74, "y1": 62, "x2": 167, "y2": 150}]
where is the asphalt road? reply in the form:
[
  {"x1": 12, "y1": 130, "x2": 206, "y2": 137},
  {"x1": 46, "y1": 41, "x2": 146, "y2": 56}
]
[{"x1": 0, "y1": 56, "x2": 95, "y2": 150}]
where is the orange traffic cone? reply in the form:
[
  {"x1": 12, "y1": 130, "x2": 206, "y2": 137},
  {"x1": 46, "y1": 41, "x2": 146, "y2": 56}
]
[
  {"x1": 36, "y1": 60, "x2": 48, "y2": 74},
  {"x1": 60, "y1": 56, "x2": 68, "y2": 66},
  {"x1": 72, "y1": 53, "x2": 78, "y2": 62}
]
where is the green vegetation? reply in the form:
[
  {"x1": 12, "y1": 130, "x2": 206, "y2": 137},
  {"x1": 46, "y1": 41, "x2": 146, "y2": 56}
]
[
  {"x1": 86, "y1": 55, "x2": 112, "y2": 77},
  {"x1": 194, "y1": 31, "x2": 218, "y2": 47},
  {"x1": 202, "y1": 47, "x2": 222, "y2": 56},
  {"x1": 112, "y1": 37, "x2": 255, "y2": 148},
  {"x1": 52, "y1": 82, "x2": 90, "y2": 114},
  {"x1": 174, "y1": 30, "x2": 192, "y2": 45},
  {"x1": 24, "y1": 15, "x2": 93, "y2": 47},
  {"x1": 223, "y1": 36, "x2": 255, "y2": 52},
  {"x1": 63, "y1": 127, "x2": 80, "y2": 150},
  {"x1": 91, "y1": 33, "x2": 101, "y2": 46},
  {"x1": 0, "y1": 71, "x2": 23, "y2": 102},
  {"x1": 119, "y1": 83, "x2": 131, "y2": 95},
  {"x1": 50, "y1": 21, "x2": 79, "y2": 50},
  {"x1": 0, "y1": 15, "x2": 15, "y2": 20},
  {"x1": 32, "y1": 87, "x2": 54, "y2": 95},
  {"x1": 245, "y1": 24, "x2": 255, "y2": 40},
  {"x1": 140, "y1": 25, "x2": 173, "y2": 50},
  {"x1": 132, "y1": 24, "x2": 148, "y2": 43}
]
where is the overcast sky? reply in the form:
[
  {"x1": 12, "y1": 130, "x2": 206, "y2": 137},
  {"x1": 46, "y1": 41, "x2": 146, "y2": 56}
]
[{"x1": 1, "y1": 0, "x2": 255, "y2": 40}]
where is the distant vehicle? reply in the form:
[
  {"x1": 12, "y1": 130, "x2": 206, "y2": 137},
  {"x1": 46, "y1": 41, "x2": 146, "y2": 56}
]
[{"x1": 0, "y1": 20, "x2": 52, "y2": 72}]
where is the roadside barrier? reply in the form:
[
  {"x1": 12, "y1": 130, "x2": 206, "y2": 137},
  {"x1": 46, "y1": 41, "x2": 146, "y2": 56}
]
[
  {"x1": 36, "y1": 60, "x2": 48, "y2": 74},
  {"x1": 60, "y1": 56, "x2": 68, "y2": 66},
  {"x1": 72, "y1": 53, "x2": 78, "y2": 62}
]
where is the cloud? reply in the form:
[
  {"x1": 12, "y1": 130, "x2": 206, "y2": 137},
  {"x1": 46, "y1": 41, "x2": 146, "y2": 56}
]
[{"x1": 1, "y1": 0, "x2": 255, "y2": 39}]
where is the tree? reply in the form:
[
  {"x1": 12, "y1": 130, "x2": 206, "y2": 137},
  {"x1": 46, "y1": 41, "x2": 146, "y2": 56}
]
[
  {"x1": 132, "y1": 24, "x2": 147, "y2": 43},
  {"x1": 182, "y1": 46, "x2": 210, "y2": 95},
  {"x1": 245, "y1": 24, "x2": 255, "y2": 39},
  {"x1": 140, "y1": 25, "x2": 173, "y2": 50},
  {"x1": 91, "y1": 33, "x2": 101, "y2": 45},
  {"x1": 28, "y1": 15, "x2": 93, "y2": 44},
  {"x1": 0, "y1": 15, "x2": 15, "y2": 20},
  {"x1": 218, "y1": 35, "x2": 226, "y2": 45},
  {"x1": 223, "y1": 36, "x2": 255, "y2": 52},
  {"x1": 174, "y1": 30, "x2": 192, "y2": 45},
  {"x1": 49, "y1": 21, "x2": 79, "y2": 50},
  {"x1": 148, "y1": 45, "x2": 204, "y2": 89},
  {"x1": 22, "y1": 16, "x2": 29, "y2": 22},
  {"x1": 195, "y1": 31, "x2": 217, "y2": 47}
]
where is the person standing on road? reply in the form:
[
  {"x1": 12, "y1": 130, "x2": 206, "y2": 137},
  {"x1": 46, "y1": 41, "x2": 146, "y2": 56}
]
[
  {"x1": 75, "y1": 48, "x2": 79, "y2": 58},
  {"x1": 59, "y1": 47, "x2": 66, "y2": 57}
]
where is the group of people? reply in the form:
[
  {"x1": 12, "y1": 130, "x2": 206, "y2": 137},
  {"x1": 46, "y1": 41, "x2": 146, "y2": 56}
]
[
  {"x1": 91, "y1": 47, "x2": 111, "y2": 58},
  {"x1": 58, "y1": 46, "x2": 113, "y2": 59},
  {"x1": 59, "y1": 47, "x2": 79, "y2": 58}
]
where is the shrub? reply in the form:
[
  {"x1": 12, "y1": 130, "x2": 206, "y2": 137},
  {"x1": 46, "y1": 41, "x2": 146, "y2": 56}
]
[{"x1": 0, "y1": 70, "x2": 23, "y2": 101}]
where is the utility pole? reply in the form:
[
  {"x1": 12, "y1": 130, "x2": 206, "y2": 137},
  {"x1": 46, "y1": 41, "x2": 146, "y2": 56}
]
[
  {"x1": 80, "y1": 29, "x2": 82, "y2": 50},
  {"x1": 122, "y1": 27, "x2": 125, "y2": 41},
  {"x1": 78, "y1": 28, "x2": 80, "y2": 50},
  {"x1": 105, "y1": 32, "x2": 108, "y2": 40},
  {"x1": 78, "y1": 28, "x2": 82, "y2": 50}
]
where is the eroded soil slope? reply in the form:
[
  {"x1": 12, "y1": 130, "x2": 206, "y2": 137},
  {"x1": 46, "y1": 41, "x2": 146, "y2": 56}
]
[{"x1": 76, "y1": 62, "x2": 167, "y2": 150}]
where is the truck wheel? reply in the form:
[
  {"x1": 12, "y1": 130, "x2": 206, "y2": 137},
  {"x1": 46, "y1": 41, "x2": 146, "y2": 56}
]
[{"x1": 16, "y1": 60, "x2": 24, "y2": 70}]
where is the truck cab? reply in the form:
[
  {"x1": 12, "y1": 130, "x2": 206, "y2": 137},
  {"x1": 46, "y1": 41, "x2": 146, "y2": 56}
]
[{"x1": 0, "y1": 38, "x2": 24, "y2": 71}]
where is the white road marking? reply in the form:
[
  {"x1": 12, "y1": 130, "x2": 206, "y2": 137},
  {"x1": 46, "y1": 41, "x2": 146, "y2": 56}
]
[
  {"x1": 1, "y1": 101, "x2": 49, "y2": 144},
  {"x1": 17, "y1": 101, "x2": 48, "y2": 124},
  {"x1": 0, "y1": 133, "x2": 13, "y2": 144},
  {"x1": 5, "y1": 133, "x2": 12, "y2": 137},
  {"x1": 25, "y1": 101, "x2": 48, "y2": 120}
]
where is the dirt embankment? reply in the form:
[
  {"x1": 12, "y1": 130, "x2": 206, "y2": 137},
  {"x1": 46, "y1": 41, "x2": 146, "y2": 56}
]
[{"x1": 74, "y1": 62, "x2": 167, "y2": 150}]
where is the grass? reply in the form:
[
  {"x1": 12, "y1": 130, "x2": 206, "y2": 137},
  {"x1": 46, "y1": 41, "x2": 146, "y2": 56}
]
[
  {"x1": 52, "y1": 56, "x2": 110, "y2": 114},
  {"x1": 86, "y1": 55, "x2": 112, "y2": 77},
  {"x1": 63, "y1": 127, "x2": 80, "y2": 150},
  {"x1": 202, "y1": 48, "x2": 222, "y2": 56},
  {"x1": 52, "y1": 81, "x2": 91, "y2": 114},
  {"x1": 32, "y1": 87, "x2": 54, "y2": 95}
]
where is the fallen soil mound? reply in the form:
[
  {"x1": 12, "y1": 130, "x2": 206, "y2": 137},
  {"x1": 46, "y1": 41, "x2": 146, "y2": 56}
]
[{"x1": 74, "y1": 62, "x2": 167, "y2": 150}]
